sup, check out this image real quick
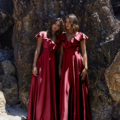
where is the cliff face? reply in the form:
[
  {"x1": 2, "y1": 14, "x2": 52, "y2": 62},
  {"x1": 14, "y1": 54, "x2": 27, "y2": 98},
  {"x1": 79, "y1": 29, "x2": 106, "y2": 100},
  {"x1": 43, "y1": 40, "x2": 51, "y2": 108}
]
[
  {"x1": 9, "y1": 0, "x2": 120, "y2": 119},
  {"x1": 12, "y1": 0, "x2": 89, "y2": 108},
  {"x1": 84, "y1": 1, "x2": 120, "y2": 120}
]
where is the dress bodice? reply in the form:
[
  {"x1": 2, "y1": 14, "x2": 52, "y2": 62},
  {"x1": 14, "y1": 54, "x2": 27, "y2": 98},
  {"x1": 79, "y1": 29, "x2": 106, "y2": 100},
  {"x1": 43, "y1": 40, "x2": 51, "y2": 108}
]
[
  {"x1": 60, "y1": 32, "x2": 88, "y2": 51},
  {"x1": 35, "y1": 31, "x2": 60, "y2": 52}
]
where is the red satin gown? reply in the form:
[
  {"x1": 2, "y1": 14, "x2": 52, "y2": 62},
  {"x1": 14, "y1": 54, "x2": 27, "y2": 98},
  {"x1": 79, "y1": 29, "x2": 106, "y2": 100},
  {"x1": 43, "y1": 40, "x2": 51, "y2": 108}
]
[
  {"x1": 59, "y1": 32, "x2": 92, "y2": 120},
  {"x1": 27, "y1": 31, "x2": 60, "y2": 120}
]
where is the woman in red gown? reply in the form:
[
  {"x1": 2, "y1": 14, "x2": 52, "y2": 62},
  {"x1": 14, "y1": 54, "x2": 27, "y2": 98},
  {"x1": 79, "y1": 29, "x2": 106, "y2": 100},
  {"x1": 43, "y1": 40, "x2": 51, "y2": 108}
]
[
  {"x1": 24, "y1": 18, "x2": 63, "y2": 120},
  {"x1": 59, "y1": 14, "x2": 92, "y2": 120}
]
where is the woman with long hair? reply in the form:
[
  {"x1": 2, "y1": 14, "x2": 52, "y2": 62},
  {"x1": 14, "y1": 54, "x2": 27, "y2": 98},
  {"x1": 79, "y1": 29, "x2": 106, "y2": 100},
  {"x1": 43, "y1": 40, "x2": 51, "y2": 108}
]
[
  {"x1": 22, "y1": 18, "x2": 63, "y2": 120},
  {"x1": 59, "y1": 14, "x2": 91, "y2": 120}
]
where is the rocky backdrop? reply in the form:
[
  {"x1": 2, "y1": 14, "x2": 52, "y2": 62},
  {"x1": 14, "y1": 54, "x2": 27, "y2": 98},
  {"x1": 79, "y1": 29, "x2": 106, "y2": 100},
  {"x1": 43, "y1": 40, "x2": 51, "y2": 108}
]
[{"x1": 0, "y1": 0, "x2": 120, "y2": 120}]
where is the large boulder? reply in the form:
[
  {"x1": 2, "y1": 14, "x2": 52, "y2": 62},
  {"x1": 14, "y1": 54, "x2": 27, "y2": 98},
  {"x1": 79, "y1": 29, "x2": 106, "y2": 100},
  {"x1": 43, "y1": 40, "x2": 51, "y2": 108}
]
[
  {"x1": 0, "y1": 75, "x2": 19, "y2": 105},
  {"x1": 1, "y1": 60, "x2": 16, "y2": 76},
  {"x1": 84, "y1": 0, "x2": 120, "y2": 119},
  {"x1": 0, "y1": 91, "x2": 6, "y2": 115},
  {"x1": 105, "y1": 51, "x2": 120, "y2": 102}
]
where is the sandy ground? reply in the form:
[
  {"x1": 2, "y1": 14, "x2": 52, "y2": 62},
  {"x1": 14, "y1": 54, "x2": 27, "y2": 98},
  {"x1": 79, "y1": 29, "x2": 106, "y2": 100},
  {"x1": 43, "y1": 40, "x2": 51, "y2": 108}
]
[{"x1": 0, "y1": 106, "x2": 28, "y2": 120}]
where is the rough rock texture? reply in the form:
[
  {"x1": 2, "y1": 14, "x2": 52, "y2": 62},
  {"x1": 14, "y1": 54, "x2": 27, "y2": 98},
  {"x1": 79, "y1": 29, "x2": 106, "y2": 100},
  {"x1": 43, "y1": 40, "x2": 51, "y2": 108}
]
[
  {"x1": 0, "y1": 10, "x2": 14, "y2": 35},
  {"x1": 84, "y1": 0, "x2": 120, "y2": 120},
  {"x1": 0, "y1": 0, "x2": 14, "y2": 60},
  {"x1": 1, "y1": 60, "x2": 16, "y2": 76},
  {"x1": 0, "y1": 94, "x2": 27, "y2": 120},
  {"x1": 0, "y1": 90, "x2": 27, "y2": 120},
  {"x1": 0, "y1": 91, "x2": 6, "y2": 114},
  {"x1": 105, "y1": 51, "x2": 120, "y2": 102},
  {"x1": 0, "y1": 49, "x2": 14, "y2": 64},
  {"x1": 0, "y1": 0, "x2": 14, "y2": 35},
  {"x1": 12, "y1": 0, "x2": 120, "y2": 119},
  {"x1": 0, "y1": 75, "x2": 19, "y2": 105}
]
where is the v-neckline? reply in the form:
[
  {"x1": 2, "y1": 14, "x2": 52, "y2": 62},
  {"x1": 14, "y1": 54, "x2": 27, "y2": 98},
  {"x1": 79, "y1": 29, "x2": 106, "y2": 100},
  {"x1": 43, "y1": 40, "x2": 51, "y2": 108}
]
[{"x1": 64, "y1": 32, "x2": 79, "y2": 43}]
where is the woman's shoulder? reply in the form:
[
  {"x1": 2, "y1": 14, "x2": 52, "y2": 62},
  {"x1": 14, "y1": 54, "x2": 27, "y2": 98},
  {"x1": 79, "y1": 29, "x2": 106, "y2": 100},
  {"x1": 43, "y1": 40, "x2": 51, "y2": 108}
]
[
  {"x1": 75, "y1": 32, "x2": 88, "y2": 41},
  {"x1": 35, "y1": 31, "x2": 47, "y2": 39}
]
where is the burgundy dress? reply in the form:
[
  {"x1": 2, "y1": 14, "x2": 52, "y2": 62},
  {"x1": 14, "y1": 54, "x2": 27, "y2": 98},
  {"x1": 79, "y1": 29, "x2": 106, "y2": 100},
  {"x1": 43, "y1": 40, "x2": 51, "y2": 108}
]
[
  {"x1": 27, "y1": 31, "x2": 60, "y2": 120},
  {"x1": 59, "y1": 32, "x2": 92, "y2": 120}
]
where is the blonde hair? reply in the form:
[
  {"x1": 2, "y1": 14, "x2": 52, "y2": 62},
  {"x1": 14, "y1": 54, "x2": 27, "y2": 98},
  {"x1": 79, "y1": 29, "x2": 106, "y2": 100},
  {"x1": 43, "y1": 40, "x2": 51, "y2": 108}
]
[{"x1": 64, "y1": 14, "x2": 79, "y2": 33}]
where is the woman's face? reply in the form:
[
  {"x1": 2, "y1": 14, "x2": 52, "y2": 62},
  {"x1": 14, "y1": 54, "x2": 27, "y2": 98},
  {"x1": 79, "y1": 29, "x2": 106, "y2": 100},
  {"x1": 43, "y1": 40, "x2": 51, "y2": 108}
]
[
  {"x1": 52, "y1": 21, "x2": 60, "y2": 32},
  {"x1": 65, "y1": 18, "x2": 71, "y2": 30}
]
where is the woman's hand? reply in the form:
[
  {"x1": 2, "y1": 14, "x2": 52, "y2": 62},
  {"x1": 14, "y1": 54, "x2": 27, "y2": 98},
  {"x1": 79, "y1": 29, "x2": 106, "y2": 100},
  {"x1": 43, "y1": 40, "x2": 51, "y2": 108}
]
[
  {"x1": 80, "y1": 39, "x2": 88, "y2": 81},
  {"x1": 32, "y1": 66, "x2": 38, "y2": 76},
  {"x1": 81, "y1": 68, "x2": 88, "y2": 81}
]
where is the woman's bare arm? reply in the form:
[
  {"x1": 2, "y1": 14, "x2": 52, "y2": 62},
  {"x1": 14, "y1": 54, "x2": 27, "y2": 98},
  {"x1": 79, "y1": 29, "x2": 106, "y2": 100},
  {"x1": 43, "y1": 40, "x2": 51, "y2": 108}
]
[
  {"x1": 80, "y1": 39, "x2": 88, "y2": 80},
  {"x1": 32, "y1": 36, "x2": 42, "y2": 76}
]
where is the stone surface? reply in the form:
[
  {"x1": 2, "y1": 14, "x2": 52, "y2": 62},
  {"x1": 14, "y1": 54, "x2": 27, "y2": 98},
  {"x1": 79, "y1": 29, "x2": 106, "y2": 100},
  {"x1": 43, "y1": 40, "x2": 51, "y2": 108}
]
[
  {"x1": 0, "y1": 0, "x2": 14, "y2": 35},
  {"x1": 0, "y1": 91, "x2": 6, "y2": 114},
  {"x1": 105, "y1": 51, "x2": 120, "y2": 102},
  {"x1": 0, "y1": 49, "x2": 14, "y2": 64},
  {"x1": 0, "y1": 10, "x2": 14, "y2": 35},
  {"x1": 1, "y1": 60, "x2": 16, "y2": 76},
  {"x1": 0, "y1": 75, "x2": 19, "y2": 105},
  {"x1": 84, "y1": 0, "x2": 120, "y2": 120},
  {"x1": 11, "y1": 0, "x2": 120, "y2": 119},
  {"x1": 0, "y1": 90, "x2": 27, "y2": 120}
]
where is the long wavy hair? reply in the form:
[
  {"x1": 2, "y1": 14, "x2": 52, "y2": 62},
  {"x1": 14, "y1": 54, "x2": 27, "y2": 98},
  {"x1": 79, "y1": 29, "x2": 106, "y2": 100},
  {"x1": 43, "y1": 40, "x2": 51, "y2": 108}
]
[
  {"x1": 47, "y1": 18, "x2": 64, "y2": 38},
  {"x1": 64, "y1": 14, "x2": 79, "y2": 33}
]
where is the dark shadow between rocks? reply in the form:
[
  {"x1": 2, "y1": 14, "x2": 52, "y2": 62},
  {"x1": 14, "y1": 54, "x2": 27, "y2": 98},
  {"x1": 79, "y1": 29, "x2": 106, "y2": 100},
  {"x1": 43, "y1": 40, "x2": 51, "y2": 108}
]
[{"x1": 110, "y1": 0, "x2": 120, "y2": 21}]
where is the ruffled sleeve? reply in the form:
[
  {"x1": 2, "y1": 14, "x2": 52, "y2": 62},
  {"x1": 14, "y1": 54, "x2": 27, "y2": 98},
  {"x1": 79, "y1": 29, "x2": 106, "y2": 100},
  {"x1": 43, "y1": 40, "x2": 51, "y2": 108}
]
[
  {"x1": 80, "y1": 33, "x2": 88, "y2": 41},
  {"x1": 35, "y1": 31, "x2": 43, "y2": 39},
  {"x1": 74, "y1": 32, "x2": 88, "y2": 42}
]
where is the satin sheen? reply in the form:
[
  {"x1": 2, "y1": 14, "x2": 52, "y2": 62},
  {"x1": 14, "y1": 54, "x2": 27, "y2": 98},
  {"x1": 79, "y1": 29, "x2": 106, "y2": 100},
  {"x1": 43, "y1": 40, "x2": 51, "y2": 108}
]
[
  {"x1": 59, "y1": 32, "x2": 92, "y2": 120},
  {"x1": 27, "y1": 31, "x2": 60, "y2": 120}
]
